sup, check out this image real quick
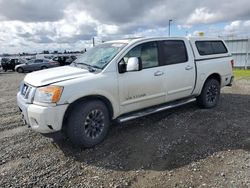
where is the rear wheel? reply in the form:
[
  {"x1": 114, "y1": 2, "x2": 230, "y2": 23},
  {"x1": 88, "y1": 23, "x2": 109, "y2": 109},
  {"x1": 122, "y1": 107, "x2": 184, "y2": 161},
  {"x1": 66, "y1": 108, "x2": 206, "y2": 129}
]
[
  {"x1": 197, "y1": 79, "x2": 220, "y2": 108},
  {"x1": 65, "y1": 100, "x2": 110, "y2": 148},
  {"x1": 41, "y1": 66, "x2": 48, "y2": 70},
  {"x1": 17, "y1": 67, "x2": 24, "y2": 73}
]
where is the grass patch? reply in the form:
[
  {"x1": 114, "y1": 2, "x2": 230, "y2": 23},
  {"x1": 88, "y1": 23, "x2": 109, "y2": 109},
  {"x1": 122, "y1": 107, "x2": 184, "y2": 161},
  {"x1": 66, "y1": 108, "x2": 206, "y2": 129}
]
[{"x1": 233, "y1": 69, "x2": 250, "y2": 79}]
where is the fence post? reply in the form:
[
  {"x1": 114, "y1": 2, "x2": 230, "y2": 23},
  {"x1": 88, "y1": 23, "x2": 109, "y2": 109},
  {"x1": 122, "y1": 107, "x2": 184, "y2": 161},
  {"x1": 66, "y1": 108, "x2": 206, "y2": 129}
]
[{"x1": 245, "y1": 38, "x2": 249, "y2": 70}]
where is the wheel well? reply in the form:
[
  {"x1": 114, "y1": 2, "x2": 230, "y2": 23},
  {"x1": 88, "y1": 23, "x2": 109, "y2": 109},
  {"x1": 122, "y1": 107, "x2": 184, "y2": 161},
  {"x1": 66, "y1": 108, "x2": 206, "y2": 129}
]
[
  {"x1": 17, "y1": 67, "x2": 24, "y2": 72},
  {"x1": 199, "y1": 73, "x2": 221, "y2": 95},
  {"x1": 206, "y1": 73, "x2": 221, "y2": 85},
  {"x1": 62, "y1": 95, "x2": 114, "y2": 131}
]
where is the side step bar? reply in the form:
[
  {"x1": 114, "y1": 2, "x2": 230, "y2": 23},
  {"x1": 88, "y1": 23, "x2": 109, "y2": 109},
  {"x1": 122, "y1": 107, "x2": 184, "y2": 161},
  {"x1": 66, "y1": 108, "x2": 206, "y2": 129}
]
[{"x1": 117, "y1": 98, "x2": 196, "y2": 123}]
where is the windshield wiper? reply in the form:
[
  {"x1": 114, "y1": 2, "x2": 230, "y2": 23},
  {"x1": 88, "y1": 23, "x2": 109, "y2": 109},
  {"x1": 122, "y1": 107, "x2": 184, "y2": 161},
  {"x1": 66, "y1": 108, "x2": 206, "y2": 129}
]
[
  {"x1": 90, "y1": 65, "x2": 102, "y2": 70},
  {"x1": 87, "y1": 65, "x2": 103, "y2": 72},
  {"x1": 76, "y1": 62, "x2": 90, "y2": 66},
  {"x1": 87, "y1": 66, "x2": 96, "y2": 72},
  {"x1": 76, "y1": 62, "x2": 101, "y2": 72}
]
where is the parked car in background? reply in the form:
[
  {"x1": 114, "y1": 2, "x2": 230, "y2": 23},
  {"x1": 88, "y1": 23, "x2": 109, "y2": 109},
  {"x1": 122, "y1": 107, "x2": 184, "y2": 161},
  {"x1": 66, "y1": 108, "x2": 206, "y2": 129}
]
[
  {"x1": 15, "y1": 59, "x2": 59, "y2": 73},
  {"x1": 52, "y1": 55, "x2": 77, "y2": 66},
  {"x1": 1, "y1": 58, "x2": 26, "y2": 72},
  {"x1": 36, "y1": 54, "x2": 55, "y2": 60},
  {"x1": 65, "y1": 55, "x2": 77, "y2": 65}
]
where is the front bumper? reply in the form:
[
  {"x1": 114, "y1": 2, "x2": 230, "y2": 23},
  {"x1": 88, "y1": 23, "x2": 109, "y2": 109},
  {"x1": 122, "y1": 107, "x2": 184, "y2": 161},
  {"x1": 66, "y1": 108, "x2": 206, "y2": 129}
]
[{"x1": 17, "y1": 92, "x2": 68, "y2": 133}]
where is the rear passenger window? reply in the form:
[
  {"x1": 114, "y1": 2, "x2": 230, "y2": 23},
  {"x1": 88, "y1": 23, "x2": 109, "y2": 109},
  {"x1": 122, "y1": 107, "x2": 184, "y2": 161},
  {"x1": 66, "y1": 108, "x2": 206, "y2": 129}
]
[
  {"x1": 35, "y1": 59, "x2": 43, "y2": 63},
  {"x1": 196, "y1": 41, "x2": 228, "y2": 55},
  {"x1": 211, "y1": 41, "x2": 228, "y2": 54},
  {"x1": 161, "y1": 40, "x2": 188, "y2": 65}
]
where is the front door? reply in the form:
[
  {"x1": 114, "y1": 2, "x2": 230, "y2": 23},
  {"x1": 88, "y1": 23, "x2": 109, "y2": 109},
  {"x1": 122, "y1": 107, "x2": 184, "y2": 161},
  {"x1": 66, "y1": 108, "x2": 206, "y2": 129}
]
[{"x1": 118, "y1": 41, "x2": 166, "y2": 114}]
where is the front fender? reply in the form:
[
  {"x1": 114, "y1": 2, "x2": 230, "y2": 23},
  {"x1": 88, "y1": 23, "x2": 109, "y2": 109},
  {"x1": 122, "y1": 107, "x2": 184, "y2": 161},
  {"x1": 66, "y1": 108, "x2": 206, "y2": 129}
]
[{"x1": 65, "y1": 89, "x2": 119, "y2": 119}]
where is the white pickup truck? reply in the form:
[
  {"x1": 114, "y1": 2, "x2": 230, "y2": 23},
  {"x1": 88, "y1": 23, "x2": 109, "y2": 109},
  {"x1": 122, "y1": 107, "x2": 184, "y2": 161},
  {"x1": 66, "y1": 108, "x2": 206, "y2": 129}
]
[{"x1": 17, "y1": 37, "x2": 234, "y2": 147}]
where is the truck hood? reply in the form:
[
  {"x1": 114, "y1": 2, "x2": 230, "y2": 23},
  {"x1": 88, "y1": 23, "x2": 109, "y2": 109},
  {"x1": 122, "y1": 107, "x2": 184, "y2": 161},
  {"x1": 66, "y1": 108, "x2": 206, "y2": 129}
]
[{"x1": 24, "y1": 66, "x2": 92, "y2": 87}]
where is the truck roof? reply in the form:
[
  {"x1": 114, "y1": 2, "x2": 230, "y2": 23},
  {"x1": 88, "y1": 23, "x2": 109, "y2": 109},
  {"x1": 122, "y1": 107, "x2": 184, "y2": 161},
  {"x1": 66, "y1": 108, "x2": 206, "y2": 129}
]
[
  {"x1": 106, "y1": 36, "x2": 224, "y2": 45},
  {"x1": 105, "y1": 36, "x2": 230, "y2": 61}
]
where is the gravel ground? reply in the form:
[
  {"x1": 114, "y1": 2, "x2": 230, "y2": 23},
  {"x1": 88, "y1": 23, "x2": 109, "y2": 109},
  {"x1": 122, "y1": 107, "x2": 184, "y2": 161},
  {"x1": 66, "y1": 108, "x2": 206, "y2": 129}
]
[{"x1": 0, "y1": 71, "x2": 250, "y2": 187}]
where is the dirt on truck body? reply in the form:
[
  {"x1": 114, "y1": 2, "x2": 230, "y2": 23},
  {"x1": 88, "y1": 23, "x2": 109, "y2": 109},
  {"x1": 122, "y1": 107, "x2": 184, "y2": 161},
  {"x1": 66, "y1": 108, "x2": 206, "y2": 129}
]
[{"x1": 0, "y1": 72, "x2": 250, "y2": 187}]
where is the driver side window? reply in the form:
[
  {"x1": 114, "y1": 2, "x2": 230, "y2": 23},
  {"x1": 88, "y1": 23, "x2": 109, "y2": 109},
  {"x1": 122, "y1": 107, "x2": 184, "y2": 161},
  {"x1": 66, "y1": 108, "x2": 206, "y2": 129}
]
[{"x1": 123, "y1": 42, "x2": 159, "y2": 69}]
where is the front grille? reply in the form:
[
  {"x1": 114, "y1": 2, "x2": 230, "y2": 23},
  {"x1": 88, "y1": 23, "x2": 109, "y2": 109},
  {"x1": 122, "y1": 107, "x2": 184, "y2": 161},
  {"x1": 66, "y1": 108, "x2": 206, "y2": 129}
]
[
  {"x1": 21, "y1": 84, "x2": 29, "y2": 97},
  {"x1": 20, "y1": 83, "x2": 36, "y2": 103}
]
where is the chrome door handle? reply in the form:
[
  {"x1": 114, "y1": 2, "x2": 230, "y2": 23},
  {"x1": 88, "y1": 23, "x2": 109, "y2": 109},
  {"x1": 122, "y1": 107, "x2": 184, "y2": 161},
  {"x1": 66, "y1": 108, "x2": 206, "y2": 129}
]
[
  {"x1": 185, "y1": 65, "x2": 193, "y2": 70},
  {"x1": 154, "y1": 71, "x2": 164, "y2": 76}
]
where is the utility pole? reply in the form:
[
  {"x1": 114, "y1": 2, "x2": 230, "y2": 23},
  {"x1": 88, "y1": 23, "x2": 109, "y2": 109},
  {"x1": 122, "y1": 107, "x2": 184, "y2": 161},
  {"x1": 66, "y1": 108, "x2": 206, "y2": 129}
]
[
  {"x1": 168, "y1": 19, "x2": 172, "y2": 37},
  {"x1": 92, "y1": 37, "x2": 95, "y2": 47}
]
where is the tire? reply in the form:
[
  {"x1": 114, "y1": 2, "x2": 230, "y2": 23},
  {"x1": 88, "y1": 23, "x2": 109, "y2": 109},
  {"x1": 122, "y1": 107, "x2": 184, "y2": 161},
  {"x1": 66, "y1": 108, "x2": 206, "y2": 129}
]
[
  {"x1": 66, "y1": 100, "x2": 110, "y2": 148},
  {"x1": 197, "y1": 79, "x2": 220, "y2": 108},
  {"x1": 4, "y1": 69, "x2": 7, "y2": 72},
  {"x1": 17, "y1": 67, "x2": 24, "y2": 73},
  {"x1": 41, "y1": 66, "x2": 48, "y2": 70}
]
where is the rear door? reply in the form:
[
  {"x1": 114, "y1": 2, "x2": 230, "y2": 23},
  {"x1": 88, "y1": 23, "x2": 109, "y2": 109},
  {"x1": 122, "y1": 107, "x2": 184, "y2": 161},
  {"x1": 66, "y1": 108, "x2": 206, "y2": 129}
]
[
  {"x1": 159, "y1": 39, "x2": 196, "y2": 102},
  {"x1": 34, "y1": 59, "x2": 44, "y2": 70},
  {"x1": 42, "y1": 59, "x2": 51, "y2": 67}
]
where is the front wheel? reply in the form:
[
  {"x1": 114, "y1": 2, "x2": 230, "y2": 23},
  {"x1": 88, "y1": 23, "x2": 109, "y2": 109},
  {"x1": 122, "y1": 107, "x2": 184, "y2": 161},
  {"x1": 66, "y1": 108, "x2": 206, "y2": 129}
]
[
  {"x1": 196, "y1": 79, "x2": 220, "y2": 108},
  {"x1": 66, "y1": 100, "x2": 110, "y2": 148},
  {"x1": 17, "y1": 67, "x2": 24, "y2": 73}
]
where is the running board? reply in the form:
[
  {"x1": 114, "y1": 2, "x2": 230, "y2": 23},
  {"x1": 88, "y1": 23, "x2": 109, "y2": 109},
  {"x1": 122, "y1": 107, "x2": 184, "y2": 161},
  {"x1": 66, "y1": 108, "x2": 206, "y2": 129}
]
[{"x1": 117, "y1": 98, "x2": 196, "y2": 123}]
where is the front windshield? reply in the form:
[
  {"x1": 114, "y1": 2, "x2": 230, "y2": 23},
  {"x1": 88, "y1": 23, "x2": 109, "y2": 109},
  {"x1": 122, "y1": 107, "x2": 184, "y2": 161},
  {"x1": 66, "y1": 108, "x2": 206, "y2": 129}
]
[{"x1": 72, "y1": 42, "x2": 126, "y2": 69}]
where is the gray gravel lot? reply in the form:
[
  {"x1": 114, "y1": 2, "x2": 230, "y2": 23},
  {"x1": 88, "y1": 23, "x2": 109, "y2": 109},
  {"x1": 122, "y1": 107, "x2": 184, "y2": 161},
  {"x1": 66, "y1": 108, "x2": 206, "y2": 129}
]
[{"x1": 0, "y1": 72, "x2": 250, "y2": 187}]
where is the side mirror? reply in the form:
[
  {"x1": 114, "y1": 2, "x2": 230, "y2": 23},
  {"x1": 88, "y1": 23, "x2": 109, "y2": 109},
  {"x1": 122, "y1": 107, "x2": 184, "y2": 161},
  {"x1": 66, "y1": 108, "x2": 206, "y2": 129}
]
[
  {"x1": 118, "y1": 60, "x2": 126, "y2": 73},
  {"x1": 126, "y1": 57, "x2": 142, "y2": 72}
]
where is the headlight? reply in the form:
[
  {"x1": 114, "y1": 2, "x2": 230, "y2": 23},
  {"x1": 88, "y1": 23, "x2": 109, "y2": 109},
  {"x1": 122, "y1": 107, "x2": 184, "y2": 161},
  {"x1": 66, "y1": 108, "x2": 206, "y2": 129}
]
[{"x1": 34, "y1": 85, "x2": 63, "y2": 103}]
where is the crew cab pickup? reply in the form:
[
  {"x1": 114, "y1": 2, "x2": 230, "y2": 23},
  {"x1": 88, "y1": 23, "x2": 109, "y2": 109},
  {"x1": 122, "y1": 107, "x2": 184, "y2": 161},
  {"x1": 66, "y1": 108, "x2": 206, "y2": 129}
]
[{"x1": 17, "y1": 37, "x2": 234, "y2": 147}]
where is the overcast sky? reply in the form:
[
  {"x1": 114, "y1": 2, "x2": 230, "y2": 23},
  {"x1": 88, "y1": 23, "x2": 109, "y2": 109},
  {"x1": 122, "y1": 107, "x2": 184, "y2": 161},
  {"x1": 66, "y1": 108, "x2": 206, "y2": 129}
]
[{"x1": 0, "y1": 0, "x2": 250, "y2": 54}]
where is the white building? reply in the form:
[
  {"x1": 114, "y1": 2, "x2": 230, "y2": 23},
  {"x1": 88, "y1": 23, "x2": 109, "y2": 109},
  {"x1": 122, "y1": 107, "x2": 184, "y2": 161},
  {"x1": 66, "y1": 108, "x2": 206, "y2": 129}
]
[{"x1": 223, "y1": 37, "x2": 250, "y2": 69}]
